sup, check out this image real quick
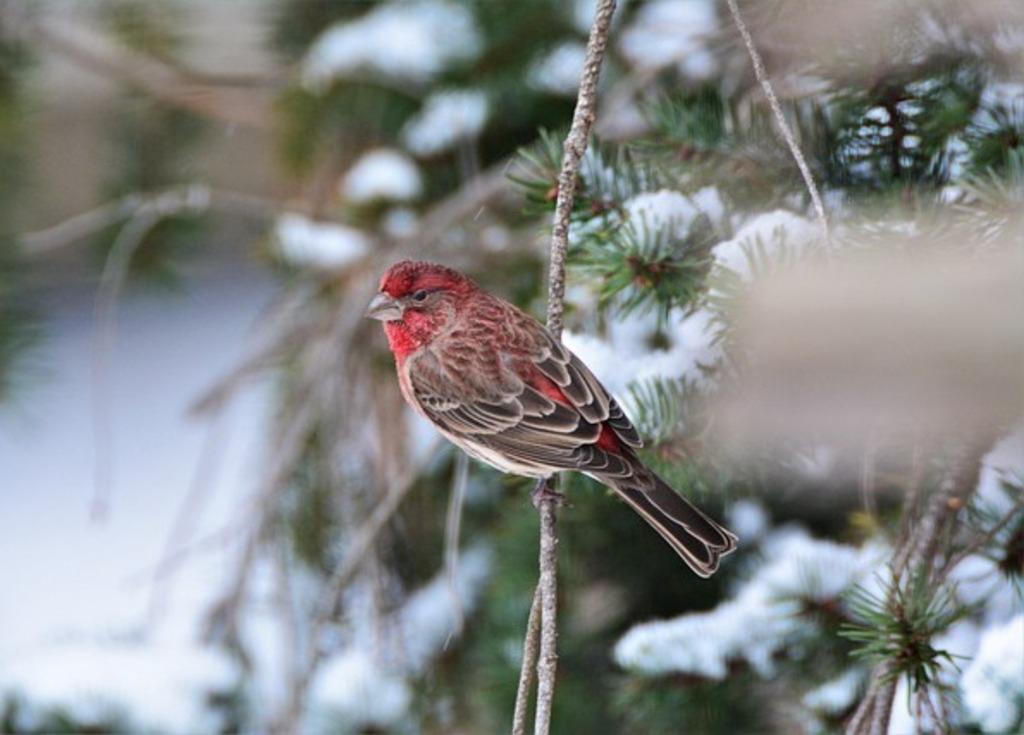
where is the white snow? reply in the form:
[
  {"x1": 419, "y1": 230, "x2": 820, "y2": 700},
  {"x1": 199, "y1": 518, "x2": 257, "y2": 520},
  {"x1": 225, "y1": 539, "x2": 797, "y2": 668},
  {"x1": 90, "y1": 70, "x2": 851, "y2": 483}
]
[
  {"x1": 564, "y1": 308, "x2": 718, "y2": 401},
  {"x1": 406, "y1": 411, "x2": 443, "y2": 467},
  {"x1": 402, "y1": 89, "x2": 489, "y2": 156},
  {"x1": 618, "y1": 0, "x2": 718, "y2": 79},
  {"x1": 529, "y1": 42, "x2": 586, "y2": 97},
  {"x1": 611, "y1": 187, "x2": 726, "y2": 246},
  {"x1": 939, "y1": 185, "x2": 965, "y2": 204},
  {"x1": 803, "y1": 668, "x2": 864, "y2": 715},
  {"x1": 615, "y1": 528, "x2": 884, "y2": 679},
  {"x1": 977, "y1": 424, "x2": 1024, "y2": 515},
  {"x1": 690, "y1": 186, "x2": 726, "y2": 224},
  {"x1": 570, "y1": 0, "x2": 600, "y2": 34},
  {"x1": 0, "y1": 641, "x2": 235, "y2": 734},
  {"x1": 712, "y1": 210, "x2": 820, "y2": 278},
  {"x1": 480, "y1": 224, "x2": 512, "y2": 251},
  {"x1": 950, "y1": 425, "x2": 1024, "y2": 624},
  {"x1": 308, "y1": 650, "x2": 413, "y2": 733},
  {"x1": 342, "y1": 149, "x2": 422, "y2": 204},
  {"x1": 726, "y1": 499, "x2": 770, "y2": 542},
  {"x1": 0, "y1": 266, "x2": 274, "y2": 732},
  {"x1": 623, "y1": 189, "x2": 700, "y2": 240},
  {"x1": 307, "y1": 547, "x2": 491, "y2": 729},
  {"x1": 961, "y1": 615, "x2": 1024, "y2": 733},
  {"x1": 381, "y1": 207, "x2": 419, "y2": 239},
  {"x1": 393, "y1": 545, "x2": 492, "y2": 672},
  {"x1": 952, "y1": 552, "x2": 1022, "y2": 627},
  {"x1": 978, "y1": 81, "x2": 1024, "y2": 113},
  {"x1": 275, "y1": 213, "x2": 371, "y2": 270},
  {"x1": 302, "y1": 0, "x2": 481, "y2": 89}
]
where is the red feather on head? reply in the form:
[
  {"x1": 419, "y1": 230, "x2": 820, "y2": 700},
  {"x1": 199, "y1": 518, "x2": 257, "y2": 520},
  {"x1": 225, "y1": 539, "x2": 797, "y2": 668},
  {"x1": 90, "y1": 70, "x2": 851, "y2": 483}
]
[
  {"x1": 377, "y1": 261, "x2": 476, "y2": 359},
  {"x1": 379, "y1": 260, "x2": 472, "y2": 298}
]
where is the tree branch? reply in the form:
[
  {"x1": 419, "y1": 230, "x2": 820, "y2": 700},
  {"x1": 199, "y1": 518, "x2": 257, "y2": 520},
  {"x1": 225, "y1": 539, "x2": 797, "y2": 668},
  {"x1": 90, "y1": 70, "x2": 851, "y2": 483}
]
[
  {"x1": 274, "y1": 438, "x2": 437, "y2": 734},
  {"x1": 844, "y1": 435, "x2": 995, "y2": 735},
  {"x1": 544, "y1": 0, "x2": 617, "y2": 341},
  {"x1": 725, "y1": 0, "x2": 831, "y2": 245},
  {"x1": 19, "y1": 184, "x2": 288, "y2": 257},
  {"x1": 27, "y1": 17, "x2": 275, "y2": 129},
  {"x1": 514, "y1": 2, "x2": 617, "y2": 734},
  {"x1": 512, "y1": 587, "x2": 542, "y2": 735}
]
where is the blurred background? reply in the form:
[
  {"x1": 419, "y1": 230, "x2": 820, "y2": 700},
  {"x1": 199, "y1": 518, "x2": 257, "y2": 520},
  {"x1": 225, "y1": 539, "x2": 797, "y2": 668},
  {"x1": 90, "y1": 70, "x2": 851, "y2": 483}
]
[{"x1": 0, "y1": 1, "x2": 1022, "y2": 733}]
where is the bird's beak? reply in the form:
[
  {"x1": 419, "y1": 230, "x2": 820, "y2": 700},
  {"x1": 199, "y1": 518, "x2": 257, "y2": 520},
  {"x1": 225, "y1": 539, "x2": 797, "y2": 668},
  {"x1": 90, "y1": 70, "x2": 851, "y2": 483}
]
[{"x1": 365, "y1": 292, "x2": 403, "y2": 321}]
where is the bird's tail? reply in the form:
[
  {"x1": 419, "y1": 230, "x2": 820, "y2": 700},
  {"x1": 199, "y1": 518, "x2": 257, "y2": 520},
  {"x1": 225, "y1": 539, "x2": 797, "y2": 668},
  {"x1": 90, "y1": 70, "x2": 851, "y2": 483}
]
[{"x1": 605, "y1": 469, "x2": 737, "y2": 578}]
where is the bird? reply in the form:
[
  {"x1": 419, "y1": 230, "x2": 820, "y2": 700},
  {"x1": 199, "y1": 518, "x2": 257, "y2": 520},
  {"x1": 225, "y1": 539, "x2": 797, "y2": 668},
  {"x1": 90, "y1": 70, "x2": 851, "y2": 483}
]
[{"x1": 365, "y1": 260, "x2": 737, "y2": 577}]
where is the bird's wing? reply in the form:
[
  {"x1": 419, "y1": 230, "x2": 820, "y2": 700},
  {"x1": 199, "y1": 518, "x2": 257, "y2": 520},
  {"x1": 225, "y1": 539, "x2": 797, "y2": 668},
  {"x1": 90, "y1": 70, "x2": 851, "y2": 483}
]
[
  {"x1": 408, "y1": 342, "x2": 635, "y2": 478},
  {"x1": 529, "y1": 328, "x2": 643, "y2": 449}
]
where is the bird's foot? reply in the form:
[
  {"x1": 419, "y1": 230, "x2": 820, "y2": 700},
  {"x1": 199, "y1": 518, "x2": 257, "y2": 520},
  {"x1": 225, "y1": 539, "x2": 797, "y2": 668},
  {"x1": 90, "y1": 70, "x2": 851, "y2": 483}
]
[{"x1": 531, "y1": 477, "x2": 564, "y2": 509}]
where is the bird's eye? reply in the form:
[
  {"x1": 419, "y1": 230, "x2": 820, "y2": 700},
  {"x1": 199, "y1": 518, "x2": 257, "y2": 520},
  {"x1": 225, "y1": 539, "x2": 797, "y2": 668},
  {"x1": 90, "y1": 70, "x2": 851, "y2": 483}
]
[{"x1": 411, "y1": 289, "x2": 429, "y2": 302}]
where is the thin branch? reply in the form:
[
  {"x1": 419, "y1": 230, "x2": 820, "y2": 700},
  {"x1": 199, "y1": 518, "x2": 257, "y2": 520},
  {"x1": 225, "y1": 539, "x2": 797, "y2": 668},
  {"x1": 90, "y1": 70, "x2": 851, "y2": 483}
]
[
  {"x1": 275, "y1": 447, "x2": 433, "y2": 734},
  {"x1": 146, "y1": 405, "x2": 233, "y2": 626},
  {"x1": 203, "y1": 388, "x2": 318, "y2": 646},
  {"x1": 123, "y1": 519, "x2": 246, "y2": 587},
  {"x1": 920, "y1": 688, "x2": 945, "y2": 734},
  {"x1": 941, "y1": 491, "x2": 1024, "y2": 580},
  {"x1": 725, "y1": 0, "x2": 831, "y2": 245},
  {"x1": 512, "y1": 587, "x2": 542, "y2": 735},
  {"x1": 396, "y1": 158, "x2": 513, "y2": 254},
  {"x1": 544, "y1": 0, "x2": 617, "y2": 340},
  {"x1": 532, "y1": 496, "x2": 561, "y2": 735},
  {"x1": 869, "y1": 671, "x2": 898, "y2": 735},
  {"x1": 27, "y1": 18, "x2": 274, "y2": 129},
  {"x1": 89, "y1": 207, "x2": 166, "y2": 520},
  {"x1": 444, "y1": 451, "x2": 470, "y2": 636},
  {"x1": 519, "y1": 2, "x2": 618, "y2": 734},
  {"x1": 20, "y1": 184, "x2": 286, "y2": 257}
]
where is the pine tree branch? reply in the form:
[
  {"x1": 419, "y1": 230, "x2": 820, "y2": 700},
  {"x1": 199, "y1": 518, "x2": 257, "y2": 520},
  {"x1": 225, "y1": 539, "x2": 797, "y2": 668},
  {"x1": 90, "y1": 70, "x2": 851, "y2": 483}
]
[
  {"x1": 844, "y1": 435, "x2": 995, "y2": 735},
  {"x1": 513, "y1": 2, "x2": 617, "y2": 734},
  {"x1": 940, "y1": 493, "x2": 1024, "y2": 580},
  {"x1": 724, "y1": 0, "x2": 831, "y2": 245}
]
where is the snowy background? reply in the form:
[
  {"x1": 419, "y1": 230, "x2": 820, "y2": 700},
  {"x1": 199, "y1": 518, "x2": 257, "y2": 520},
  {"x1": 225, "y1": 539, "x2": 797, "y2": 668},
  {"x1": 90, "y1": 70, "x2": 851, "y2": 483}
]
[{"x1": 1, "y1": 1, "x2": 1022, "y2": 734}]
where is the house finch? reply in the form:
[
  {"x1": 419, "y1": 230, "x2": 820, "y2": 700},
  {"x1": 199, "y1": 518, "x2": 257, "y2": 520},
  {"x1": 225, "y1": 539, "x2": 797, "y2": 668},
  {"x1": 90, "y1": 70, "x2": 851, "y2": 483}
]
[{"x1": 366, "y1": 260, "x2": 736, "y2": 577}]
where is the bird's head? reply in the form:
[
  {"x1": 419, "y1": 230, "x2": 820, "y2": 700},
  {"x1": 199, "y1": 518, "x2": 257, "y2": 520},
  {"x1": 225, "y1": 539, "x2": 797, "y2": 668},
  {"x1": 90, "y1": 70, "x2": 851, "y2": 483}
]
[{"x1": 366, "y1": 260, "x2": 476, "y2": 355}]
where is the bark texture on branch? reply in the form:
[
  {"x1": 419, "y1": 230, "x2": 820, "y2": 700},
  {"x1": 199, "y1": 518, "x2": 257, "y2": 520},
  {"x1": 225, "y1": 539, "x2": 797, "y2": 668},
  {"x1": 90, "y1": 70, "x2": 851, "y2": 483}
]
[
  {"x1": 725, "y1": 0, "x2": 830, "y2": 245},
  {"x1": 544, "y1": 0, "x2": 618, "y2": 341},
  {"x1": 514, "y1": 1, "x2": 618, "y2": 734}
]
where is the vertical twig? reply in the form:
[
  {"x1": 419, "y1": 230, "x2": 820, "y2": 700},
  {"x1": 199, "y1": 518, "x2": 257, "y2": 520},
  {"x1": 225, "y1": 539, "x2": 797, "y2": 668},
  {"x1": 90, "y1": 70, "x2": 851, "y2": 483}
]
[
  {"x1": 276, "y1": 455, "x2": 430, "y2": 734},
  {"x1": 512, "y1": 587, "x2": 543, "y2": 735},
  {"x1": 725, "y1": 0, "x2": 831, "y2": 245},
  {"x1": 90, "y1": 208, "x2": 164, "y2": 521},
  {"x1": 90, "y1": 186, "x2": 211, "y2": 520},
  {"x1": 532, "y1": 496, "x2": 560, "y2": 735},
  {"x1": 444, "y1": 451, "x2": 470, "y2": 636},
  {"x1": 514, "y1": 2, "x2": 618, "y2": 734},
  {"x1": 544, "y1": 0, "x2": 617, "y2": 340}
]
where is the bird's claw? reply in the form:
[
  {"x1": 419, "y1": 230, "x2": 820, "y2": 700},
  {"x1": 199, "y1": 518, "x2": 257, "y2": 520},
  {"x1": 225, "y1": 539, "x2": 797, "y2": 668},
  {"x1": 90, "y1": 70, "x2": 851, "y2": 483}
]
[{"x1": 531, "y1": 478, "x2": 565, "y2": 509}]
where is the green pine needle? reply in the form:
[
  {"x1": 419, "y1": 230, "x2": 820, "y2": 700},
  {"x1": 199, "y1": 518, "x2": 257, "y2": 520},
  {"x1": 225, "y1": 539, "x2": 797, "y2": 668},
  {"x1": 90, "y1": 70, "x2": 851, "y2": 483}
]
[{"x1": 840, "y1": 571, "x2": 970, "y2": 692}]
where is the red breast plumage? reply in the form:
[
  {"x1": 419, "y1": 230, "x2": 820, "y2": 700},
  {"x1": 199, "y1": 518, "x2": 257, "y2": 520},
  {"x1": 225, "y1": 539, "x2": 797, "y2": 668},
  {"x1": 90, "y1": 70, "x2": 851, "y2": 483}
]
[{"x1": 366, "y1": 260, "x2": 737, "y2": 577}]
